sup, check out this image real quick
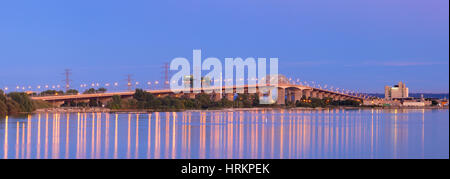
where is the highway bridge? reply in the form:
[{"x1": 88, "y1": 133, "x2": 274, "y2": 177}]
[{"x1": 31, "y1": 76, "x2": 365, "y2": 107}]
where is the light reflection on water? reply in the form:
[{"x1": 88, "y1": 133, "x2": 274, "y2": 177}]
[{"x1": 0, "y1": 109, "x2": 448, "y2": 159}]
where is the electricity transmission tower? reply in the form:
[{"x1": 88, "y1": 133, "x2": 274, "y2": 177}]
[
  {"x1": 63, "y1": 69, "x2": 72, "y2": 91},
  {"x1": 126, "y1": 74, "x2": 133, "y2": 91}
]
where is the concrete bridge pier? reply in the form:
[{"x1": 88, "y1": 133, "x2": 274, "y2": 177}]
[
  {"x1": 286, "y1": 90, "x2": 293, "y2": 103},
  {"x1": 317, "y1": 92, "x2": 324, "y2": 99},
  {"x1": 334, "y1": 95, "x2": 342, "y2": 101},
  {"x1": 310, "y1": 91, "x2": 319, "y2": 98},
  {"x1": 51, "y1": 101, "x2": 65, "y2": 107},
  {"x1": 293, "y1": 90, "x2": 302, "y2": 103},
  {"x1": 329, "y1": 94, "x2": 336, "y2": 101},
  {"x1": 277, "y1": 88, "x2": 285, "y2": 105},
  {"x1": 302, "y1": 89, "x2": 311, "y2": 99},
  {"x1": 74, "y1": 99, "x2": 90, "y2": 104}
]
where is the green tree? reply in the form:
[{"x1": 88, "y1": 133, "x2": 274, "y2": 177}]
[
  {"x1": 0, "y1": 90, "x2": 7, "y2": 116},
  {"x1": 310, "y1": 98, "x2": 324, "y2": 108},
  {"x1": 0, "y1": 101, "x2": 7, "y2": 117},
  {"x1": 66, "y1": 89, "x2": 79, "y2": 95},
  {"x1": 195, "y1": 93, "x2": 212, "y2": 109},
  {"x1": 96, "y1": 88, "x2": 107, "y2": 93},
  {"x1": 235, "y1": 94, "x2": 253, "y2": 108},
  {"x1": 220, "y1": 98, "x2": 234, "y2": 108},
  {"x1": 173, "y1": 99, "x2": 185, "y2": 109},
  {"x1": 8, "y1": 92, "x2": 35, "y2": 112},
  {"x1": 40, "y1": 90, "x2": 64, "y2": 96},
  {"x1": 83, "y1": 88, "x2": 97, "y2": 94},
  {"x1": 107, "y1": 95, "x2": 122, "y2": 109}
]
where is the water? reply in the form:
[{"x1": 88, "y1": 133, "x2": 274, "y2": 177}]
[{"x1": 0, "y1": 109, "x2": 448, "y2": 159}]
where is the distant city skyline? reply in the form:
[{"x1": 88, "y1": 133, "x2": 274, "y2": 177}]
[{"x1": 0, "y1": 0, "x2": 448, "y2": 93}]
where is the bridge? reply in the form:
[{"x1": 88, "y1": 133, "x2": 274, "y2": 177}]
[{"x1": 31, "y1": 75, "x2": 365, "y2": 107}]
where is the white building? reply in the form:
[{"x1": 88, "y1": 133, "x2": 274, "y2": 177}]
[{"x1": 385, "y1": 82, "x2": 409, "y2": 100}]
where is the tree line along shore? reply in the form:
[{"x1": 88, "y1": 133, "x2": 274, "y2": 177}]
[
  {"x1": 0, "y1": 90, "x2": 51, "y2": 117},
  {"x1": 56, "y1": 89, "x2": 363, "y2": 110}
]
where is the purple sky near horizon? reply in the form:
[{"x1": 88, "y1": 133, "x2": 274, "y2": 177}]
[{"x1": 0, "y1": 0, "x2": 448, "y2": 93}]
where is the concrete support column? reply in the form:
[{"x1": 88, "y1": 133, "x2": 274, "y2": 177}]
[
  {"x1": 310, "y1": 91, "x2": 318, "y2": 98},
  {"x1": 277, "y1": 88, "x2": 285, "y2": 105},
  {"x1": 303, "y1": 89, "x2": 311, "y2": 99},
  {"x1": 329, "y1": 95, "x2": 337, "y2": 101},
  {"x1": 294, "y1": 90, "x2": 302, "y2": 103},
  {"x1": 286, "y1": 90, "x2": 293, "y2": 103},
  {"x1": 317, "y1": 92, "x2": 324, "y2": 99},
  {"x1": 74, "y1": 99, "x2": 90, "y2": 103},
  {"x1": 51, "y1": 101, "x2": 65, "y2": 107},
  {"x1": 334, "y1": 95, "x2": 341, "y2": 101}
]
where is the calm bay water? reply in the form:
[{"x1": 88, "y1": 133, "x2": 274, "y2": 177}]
[{"x1": 0, "y1": 109, "x2": 448, "y2": 159}]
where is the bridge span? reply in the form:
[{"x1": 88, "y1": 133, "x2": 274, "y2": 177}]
[{"x1": 31, "y1": 83, "x2": 364, "y2": 107}]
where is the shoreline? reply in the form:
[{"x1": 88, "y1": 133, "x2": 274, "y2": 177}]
[{"x1": 32, "y1": 105, "x2": 449, "y2": 114}]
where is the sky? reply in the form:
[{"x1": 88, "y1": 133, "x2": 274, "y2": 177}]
[{"x1": 0, "y1": 0, "x2": 448, "y2": 93}]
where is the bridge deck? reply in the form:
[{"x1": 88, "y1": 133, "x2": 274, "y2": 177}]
[{"x1": 31, "y1": 84, "x2": 362, "y2": 101}]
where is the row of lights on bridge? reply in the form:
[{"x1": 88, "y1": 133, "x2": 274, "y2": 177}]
[{"x1": 2, "y1": 78, "x2": 372, "y2": 98}]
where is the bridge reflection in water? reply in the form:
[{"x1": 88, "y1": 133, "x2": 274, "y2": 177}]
[{"x1": 0, "y1": 109, "x2": 448, "y2": 159}]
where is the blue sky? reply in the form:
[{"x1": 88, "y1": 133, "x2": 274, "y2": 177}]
[{"x1": 0, "y1": 0, "x2": 448, "y2": 93}]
